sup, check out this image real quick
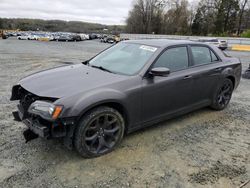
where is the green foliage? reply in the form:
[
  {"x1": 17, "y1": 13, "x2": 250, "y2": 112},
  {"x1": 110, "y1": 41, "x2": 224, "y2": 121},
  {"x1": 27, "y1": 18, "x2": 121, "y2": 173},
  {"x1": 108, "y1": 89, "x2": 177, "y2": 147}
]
[{"x1": 241, "y1": 30, "x2": 250, "y2": 38}]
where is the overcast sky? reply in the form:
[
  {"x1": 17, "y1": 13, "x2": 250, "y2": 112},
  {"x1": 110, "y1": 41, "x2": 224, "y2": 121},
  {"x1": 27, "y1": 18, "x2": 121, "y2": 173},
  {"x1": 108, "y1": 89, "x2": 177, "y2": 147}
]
[{"x1": 0, "y1": 0, "x2": 135, "y2": 25}]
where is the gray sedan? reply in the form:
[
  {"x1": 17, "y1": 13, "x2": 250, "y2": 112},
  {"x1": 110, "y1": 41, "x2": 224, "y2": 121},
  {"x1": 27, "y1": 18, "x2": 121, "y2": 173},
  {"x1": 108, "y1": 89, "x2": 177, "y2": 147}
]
[{"x1": 11, "y1": 39, "x2": 242, "y2": 158}]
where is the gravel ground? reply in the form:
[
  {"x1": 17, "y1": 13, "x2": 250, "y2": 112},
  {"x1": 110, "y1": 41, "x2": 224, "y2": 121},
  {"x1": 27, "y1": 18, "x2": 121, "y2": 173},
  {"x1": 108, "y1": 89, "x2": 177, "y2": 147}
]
[{"x1": 0, "y1": 38, "x2": 249, "y2": 188}]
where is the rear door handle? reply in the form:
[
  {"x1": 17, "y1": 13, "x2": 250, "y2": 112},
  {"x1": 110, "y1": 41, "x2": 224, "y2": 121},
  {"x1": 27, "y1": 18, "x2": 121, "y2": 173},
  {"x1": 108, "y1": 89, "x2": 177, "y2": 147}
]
[
  {"x1": 183, "y1": 75, "x2": 192, "y2": 80},
  {"x1": 214, "y1": 68, "x2": 222, "y2": 72}
]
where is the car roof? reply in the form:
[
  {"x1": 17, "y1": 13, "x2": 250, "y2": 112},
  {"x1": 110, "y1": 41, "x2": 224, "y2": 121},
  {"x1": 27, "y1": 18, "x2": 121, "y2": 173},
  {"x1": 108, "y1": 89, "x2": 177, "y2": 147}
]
[{"x1": 123, "y1": 39, "x2": 200, "y2": 48}]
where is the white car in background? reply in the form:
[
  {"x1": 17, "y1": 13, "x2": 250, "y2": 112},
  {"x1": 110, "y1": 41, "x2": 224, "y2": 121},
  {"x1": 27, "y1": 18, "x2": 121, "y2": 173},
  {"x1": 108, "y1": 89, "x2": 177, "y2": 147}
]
[
  {"x1": 17, "y1": 33, "x2": 38, "y2": 40},
  {"x1": 28, "y1": 33, "x2": 40, "y2": 40},
  {"x1": 17, "y1": 34, "x2": 30, "y2": 40},
  {"x1": 79, "y1": 33, "x2": 89, "y2": 40},
  {"x1": 198, "y1": 38, "x2": 228, "y2": 50}
]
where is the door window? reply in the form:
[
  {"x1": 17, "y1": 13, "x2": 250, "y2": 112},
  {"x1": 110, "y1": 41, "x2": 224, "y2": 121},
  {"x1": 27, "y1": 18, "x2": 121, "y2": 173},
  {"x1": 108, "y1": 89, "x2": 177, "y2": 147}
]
[
  {"x1": 153, "y1": 47, "x2": 189, "y2": 72},
  {"x1": 191, "y1": 46, "x2": 219, "y2": 66}
]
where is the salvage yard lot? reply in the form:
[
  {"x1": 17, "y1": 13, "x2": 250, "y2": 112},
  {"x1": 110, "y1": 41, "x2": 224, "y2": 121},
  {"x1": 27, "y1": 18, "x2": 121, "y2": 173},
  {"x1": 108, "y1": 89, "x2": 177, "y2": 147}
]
[{"x1": 0, "y1": 38, "x2": 249, "y2": 188}]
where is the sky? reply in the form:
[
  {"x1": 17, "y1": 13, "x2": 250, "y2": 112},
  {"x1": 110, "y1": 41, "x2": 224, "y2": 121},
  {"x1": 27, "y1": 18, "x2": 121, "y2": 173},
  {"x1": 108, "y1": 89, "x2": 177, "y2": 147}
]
[{"x1": 0, "y1": 0, "x2": 135, "y2": 25}]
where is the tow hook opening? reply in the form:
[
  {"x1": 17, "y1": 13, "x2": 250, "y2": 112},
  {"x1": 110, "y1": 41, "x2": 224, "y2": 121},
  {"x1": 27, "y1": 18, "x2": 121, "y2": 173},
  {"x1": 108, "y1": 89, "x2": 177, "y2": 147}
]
[{"x1": 23, "y1": 129, "x2": 39, "y2": 143}]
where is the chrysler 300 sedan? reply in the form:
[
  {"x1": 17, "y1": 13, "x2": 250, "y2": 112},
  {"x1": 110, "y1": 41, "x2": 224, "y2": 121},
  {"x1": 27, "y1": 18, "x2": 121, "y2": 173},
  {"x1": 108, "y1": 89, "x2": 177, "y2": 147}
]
[{"x1": 11, "y1": 39, "x2": 242, "y2": 158}]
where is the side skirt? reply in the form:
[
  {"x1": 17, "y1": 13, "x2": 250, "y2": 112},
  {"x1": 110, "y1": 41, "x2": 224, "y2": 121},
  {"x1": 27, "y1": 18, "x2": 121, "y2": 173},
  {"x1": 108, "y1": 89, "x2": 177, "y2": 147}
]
[{"x1": 127, "y1": 100, "x2": 211, "y2": 134}]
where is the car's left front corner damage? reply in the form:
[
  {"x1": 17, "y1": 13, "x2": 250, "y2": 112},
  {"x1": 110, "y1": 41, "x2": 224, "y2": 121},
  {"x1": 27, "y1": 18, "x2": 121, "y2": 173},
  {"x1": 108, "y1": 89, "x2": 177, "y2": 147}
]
[{"x1": 10, "y1": 85, "x2": 76, "y2": 149}]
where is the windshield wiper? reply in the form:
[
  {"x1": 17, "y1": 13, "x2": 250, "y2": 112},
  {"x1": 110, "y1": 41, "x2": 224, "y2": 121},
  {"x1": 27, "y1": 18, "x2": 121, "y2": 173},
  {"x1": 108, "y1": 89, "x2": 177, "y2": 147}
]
[{"x1": 90, "y1": 65, "x2": 114, "y2": 74}]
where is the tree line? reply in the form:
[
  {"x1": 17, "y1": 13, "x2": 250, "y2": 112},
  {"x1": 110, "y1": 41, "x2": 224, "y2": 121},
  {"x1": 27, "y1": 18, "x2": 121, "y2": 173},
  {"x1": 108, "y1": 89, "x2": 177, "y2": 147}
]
[
  {"x1": 126, "y1": 0, "x2": 250, "y2": 36},
  {"x1": 0, "y1": 18, "x2": 124, "y2": 34}
]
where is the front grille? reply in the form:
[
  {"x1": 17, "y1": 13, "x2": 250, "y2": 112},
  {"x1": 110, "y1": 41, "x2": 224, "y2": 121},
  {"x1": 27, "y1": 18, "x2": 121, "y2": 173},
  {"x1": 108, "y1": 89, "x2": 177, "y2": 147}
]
[
  {"x1": 17, "y1": 88, "x2": 39, "y2": 119},
  {"x1": 20, "y1": 92, "x2": 39, "y2": 113}
]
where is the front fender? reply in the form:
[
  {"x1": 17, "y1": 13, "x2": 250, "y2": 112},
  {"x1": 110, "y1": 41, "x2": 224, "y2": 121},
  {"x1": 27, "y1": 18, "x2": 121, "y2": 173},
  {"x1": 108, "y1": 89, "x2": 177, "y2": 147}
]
[{"x1": 55, "y1": 88, "x2": 127, "y2": 118}]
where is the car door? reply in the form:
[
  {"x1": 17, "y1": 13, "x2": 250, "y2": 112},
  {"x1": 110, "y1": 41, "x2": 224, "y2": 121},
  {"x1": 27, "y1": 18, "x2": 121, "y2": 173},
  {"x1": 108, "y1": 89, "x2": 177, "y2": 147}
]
[
  {"x1": 188, "y1": 45, "x2": 224, "y2": 103},
  {"x1": 141, "y1": 45, "x2": 196, "y2": 123}
]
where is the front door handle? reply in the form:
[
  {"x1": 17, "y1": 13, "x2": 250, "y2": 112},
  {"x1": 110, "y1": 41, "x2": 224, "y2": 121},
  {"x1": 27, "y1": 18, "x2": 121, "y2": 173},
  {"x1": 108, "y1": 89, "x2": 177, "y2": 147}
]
[{"x1": 183, "y1": 75, "x2": 192, "y2": 80}]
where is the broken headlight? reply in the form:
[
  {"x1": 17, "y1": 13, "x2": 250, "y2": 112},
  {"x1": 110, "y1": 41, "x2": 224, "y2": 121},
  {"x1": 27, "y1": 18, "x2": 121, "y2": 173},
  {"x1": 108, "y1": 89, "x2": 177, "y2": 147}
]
[{"x1": 28, "y1": 101, "x2": 63, "y2": 121}]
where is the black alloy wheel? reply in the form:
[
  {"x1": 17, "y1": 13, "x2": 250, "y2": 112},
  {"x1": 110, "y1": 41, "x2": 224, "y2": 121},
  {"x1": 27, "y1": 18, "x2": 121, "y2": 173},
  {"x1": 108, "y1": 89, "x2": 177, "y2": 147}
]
[
  {"x1": 211, "y1": 79, "x2": 233, "y2": 110},
  {"x1": 74, "y1": 106, "x2": 125, "y2": 158}
]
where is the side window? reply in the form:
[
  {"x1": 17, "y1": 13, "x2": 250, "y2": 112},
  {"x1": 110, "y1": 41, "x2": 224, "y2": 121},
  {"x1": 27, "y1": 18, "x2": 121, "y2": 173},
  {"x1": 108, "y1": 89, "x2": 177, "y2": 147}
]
[
  {"x1": 191, "y1": 46, "x2": 219, "y2": 66},
  {"x1": 153, "y1": 47, "x2": 188, "y2": 72},
  {"x1": 211, "y1": 50, "x2": 219, "y2": 62}
]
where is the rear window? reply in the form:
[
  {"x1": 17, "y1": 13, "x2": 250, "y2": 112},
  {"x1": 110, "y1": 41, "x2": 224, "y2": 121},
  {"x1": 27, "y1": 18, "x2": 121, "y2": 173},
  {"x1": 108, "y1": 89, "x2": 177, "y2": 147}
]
[{"x1": 191, "y1": 46, "x2": 219, "y2": 66}]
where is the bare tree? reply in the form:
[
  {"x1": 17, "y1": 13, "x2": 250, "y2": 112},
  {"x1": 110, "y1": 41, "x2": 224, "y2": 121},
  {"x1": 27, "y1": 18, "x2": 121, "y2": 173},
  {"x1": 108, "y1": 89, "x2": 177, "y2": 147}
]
[{"x1": 237, "y1": 0, "x2": 249, "y2": 35}]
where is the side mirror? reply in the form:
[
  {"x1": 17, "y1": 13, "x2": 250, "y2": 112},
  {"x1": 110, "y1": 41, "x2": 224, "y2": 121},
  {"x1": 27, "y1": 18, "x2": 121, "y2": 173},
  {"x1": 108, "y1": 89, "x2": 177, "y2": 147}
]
[
  {"x1": 149, "y1": 67, "x2": 170, "y2": 77},
  {"x1": 82, "y1": 60, "x2": 89, "y2": 65}
]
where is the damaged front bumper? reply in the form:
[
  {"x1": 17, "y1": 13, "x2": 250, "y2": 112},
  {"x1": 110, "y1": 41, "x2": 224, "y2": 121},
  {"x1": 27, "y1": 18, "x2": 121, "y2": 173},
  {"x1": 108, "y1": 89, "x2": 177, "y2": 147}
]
[
  {"x1": 13, "y1": 109, "x2": 76, "y2": 148},
  {"x1": 13, "y1": 109, "x2": 75, "y2": 138},
  {"x1": 11, "y1": 85, "x2": 76, "y2": 148}
]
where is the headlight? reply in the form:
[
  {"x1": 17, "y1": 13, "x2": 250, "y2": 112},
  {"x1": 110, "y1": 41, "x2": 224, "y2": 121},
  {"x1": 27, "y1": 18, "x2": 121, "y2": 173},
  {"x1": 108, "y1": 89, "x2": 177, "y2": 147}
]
[{"x1": 28, "y1": 101, "x2": 63, "y2": 121}]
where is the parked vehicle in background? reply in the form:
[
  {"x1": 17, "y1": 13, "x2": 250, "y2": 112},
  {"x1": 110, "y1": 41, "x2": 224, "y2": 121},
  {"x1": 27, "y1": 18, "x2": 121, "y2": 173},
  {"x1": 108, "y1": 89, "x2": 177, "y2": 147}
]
[
  {"x1": 100, "y1": 35, "x2": 108, "y2": 43},
  {"x1": 79, "y1": 33, "x2": 89, "y2": 40},
  {"x1": 89, "y1": 33, "x2": 98, "y2": 40},
  {"x1": 37, "y1": 34, "x2": 54, "y2": 41},
  {"x1": 2, "y1": 34, "x2": 9, "y2": 39},
  {"x1": 106, "y1": 36, "x2": 115, "y2": 43},
  {"x1": 71, "y1": 34, "x2": 81, "y2": 42},
  {"x1": 56, "y1": 34, "x2": 73, "y2": 42},
  {"x1": 11, "y1": 39, "x2": 241, "y2": 158},
  {"x1": 114, "y1": 35, "x2": 120, "y2": 43},
  {"x1": 96, "y1": 34, "x2": 102, "y2": 39},
  {"x1": 28, "y1": 33, "x2": 40, "y2": 40},
  {"x1": 100, "y1": 35, "x2": 116, "y2": 43},
  {"x1": 17, "y1": 34, "x2": 30, "y2": 40},
  {"x1": 198, "y1": 38, "x2": 228, "y2": 50}
]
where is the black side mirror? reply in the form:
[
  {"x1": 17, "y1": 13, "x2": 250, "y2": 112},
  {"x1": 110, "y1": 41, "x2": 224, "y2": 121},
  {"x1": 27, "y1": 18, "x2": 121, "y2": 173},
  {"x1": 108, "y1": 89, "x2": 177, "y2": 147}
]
[
  {"x1": 82, "y1": 60, "x2": 89, "y2": 65},
  {"x1": 149, "y1": 67, "x2": 170, "y2": 77}
]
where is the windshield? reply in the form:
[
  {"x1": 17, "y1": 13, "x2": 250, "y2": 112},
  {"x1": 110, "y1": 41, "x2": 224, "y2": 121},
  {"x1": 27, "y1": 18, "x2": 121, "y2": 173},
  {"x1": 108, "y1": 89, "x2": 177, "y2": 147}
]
[{"x1": 89, "y1": 43, "x2": 158, "y2": 75}]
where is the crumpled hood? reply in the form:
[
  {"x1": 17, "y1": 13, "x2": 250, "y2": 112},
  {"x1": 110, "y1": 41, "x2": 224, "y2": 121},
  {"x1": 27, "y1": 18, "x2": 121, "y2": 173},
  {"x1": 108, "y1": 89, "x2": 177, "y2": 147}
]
[{"x1": 19, "y1": 64, "x2": 127, "y2": 98}]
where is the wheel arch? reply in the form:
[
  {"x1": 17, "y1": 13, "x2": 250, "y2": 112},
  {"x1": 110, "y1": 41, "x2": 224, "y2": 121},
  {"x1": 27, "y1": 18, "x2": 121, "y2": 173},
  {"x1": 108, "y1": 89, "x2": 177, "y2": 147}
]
[
  {"x1": 225, "y1": 75, "x2": 235, "y2": 89},
  {"x1": 76, "y1": 100, "x2": 130, "y2": 133},
  {"x1": 221, "y1": 67, "x2": 236, "y2": 89}
]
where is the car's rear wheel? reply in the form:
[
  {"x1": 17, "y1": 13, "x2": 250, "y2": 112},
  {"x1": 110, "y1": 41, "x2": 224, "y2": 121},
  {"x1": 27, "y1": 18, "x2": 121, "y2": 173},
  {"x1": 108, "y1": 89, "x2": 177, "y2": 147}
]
[
  {"x1": 74, "y1": 106, "x2": 125, "y2": 158},
  {"x1": 211, "y1": 78, "x2": 234, "y2": 110}
]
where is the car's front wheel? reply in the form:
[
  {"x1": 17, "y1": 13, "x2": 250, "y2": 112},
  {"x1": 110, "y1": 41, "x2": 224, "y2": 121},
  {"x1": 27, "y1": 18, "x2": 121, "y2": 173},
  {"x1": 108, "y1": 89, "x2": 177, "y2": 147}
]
[
  {"x1": 211, "y1": 78, "x2": 234, "y2": 110},
  {"x1": 74, "y1": 106, "x2": 125, "y2": 158}
]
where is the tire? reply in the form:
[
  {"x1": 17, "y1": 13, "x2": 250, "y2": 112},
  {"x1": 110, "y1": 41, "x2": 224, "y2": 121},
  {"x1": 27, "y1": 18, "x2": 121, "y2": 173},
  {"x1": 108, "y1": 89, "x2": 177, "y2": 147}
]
[
  {"x1": 210, "y1": 78, "x2": 234, "y2": 110},
  {"x1": 74, "y1": 106, "x2": 125, "y2": 158}
]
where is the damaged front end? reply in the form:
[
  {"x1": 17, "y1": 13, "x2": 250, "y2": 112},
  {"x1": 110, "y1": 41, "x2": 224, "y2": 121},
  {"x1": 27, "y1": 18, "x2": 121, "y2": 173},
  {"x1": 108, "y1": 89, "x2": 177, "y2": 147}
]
[{"x1": 10, "y1": 85, "x2": 76, "y2": 148}]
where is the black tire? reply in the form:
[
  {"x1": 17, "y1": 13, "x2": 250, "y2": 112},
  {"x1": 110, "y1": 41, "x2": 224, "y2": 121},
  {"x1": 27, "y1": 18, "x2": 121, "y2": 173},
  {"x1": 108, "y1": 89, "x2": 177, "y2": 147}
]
[
  {"x1": 74, "y1": 106, "x2": 125, "y2": 158},
  {"x1": 211, "y1": 78, "x2": 234, "y2": 110}
]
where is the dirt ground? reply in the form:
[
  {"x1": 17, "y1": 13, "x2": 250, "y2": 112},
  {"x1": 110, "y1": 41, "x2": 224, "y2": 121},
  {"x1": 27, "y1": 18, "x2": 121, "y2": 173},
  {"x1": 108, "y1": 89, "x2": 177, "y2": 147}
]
[{"x1": 0, "y1": 38, "x2": 249, "y2": 188}]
